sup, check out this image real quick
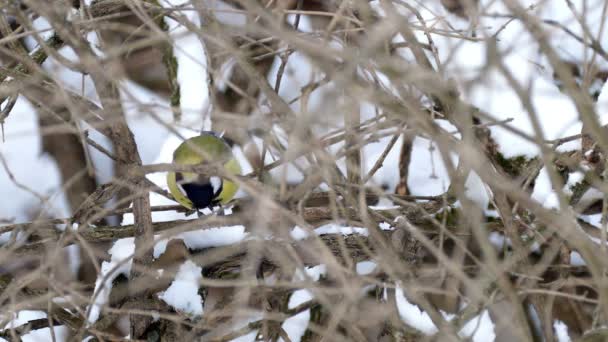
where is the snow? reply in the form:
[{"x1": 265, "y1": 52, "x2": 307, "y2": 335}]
[
  {"x1": 579, "y1": 214, "x2": 602, "y2": 229},
  {"x1": 87, "y1": 227, "x2": 235, "y2": 322},
  {"x1": 24, "y1": 17, "x2": 54, "y2": 51},
  {"x1": 488, "y1": 232, "x2": 507, "y2": 250},
  {"x1": 564, "y1": 172, "x2": 585, "y2": 196},
  {"x1": 231, "y1": 331, "x2": 259, "y2": 342},
  {"x1": 21, "y1": 326, "x2": 70, "y2": 342},
  {"x1": 577, "y1": 188, "x2": 604, "y2": 213},
  {"x1": 158, "y1": 260, "x2": 204, "y2": 318},
  {"x1": 161, "y1": 0, "x2": 211, "y2": 130},
  {"x1": 0, "y1": 97, "x2": 71, "y2": 222},
  {"x1": 119, "y1": 81, "x2": 174, "y2": 164},
  {"x1": 460, "y1": 310, "x2": 495, "y2": 341},
  {"x1": 410, "y1": 0, "x2": 608, "y2": 159},
  {"x1": 279, "y1": 265, "x2": 327, "y2": 341},
  {"x1": 531, "y1": 167, "x2": 560, "y2": 209},
  {"x1": 554, "y1": 320, "x2": 572, "y2": 342},
  {"x1": 280, "y1": 290, "x2": 312, "y2": 342},
  {"x1": 153, "y1": 225, "x2": 247, "y2": 257},
  {"x1": 1, "y1": 1, "x2": 606, "y2": 340},
  {"x1": 464, "y1": 171, "x2": 490, "y2": 210},
  {"x1": 407, "y1": 136, "x2": 454, "y2": 196},
  {"x1": 395, "y1": 286, "x2": 440, "y2": 335},
  {"x1": 356, "y1": 261, "x2": 377, "y2": 275},
  {"x1": 290, "y1": 223, "x2": 369, "y2": 240},
  {"x1": 395, "y1": 286, "x2": 495, "y2": 340},
  {"x1": 598, "y1": 81, "x2": 608, "y2": 118},
  {"x1": 0, "y1": 0, "x2": 603, "y2": 220},
  {"x1": 1, "y1": 311, "x2": 47, "y2": 330},
  {"x1": 268, "y1": 50, "x2": 316, "y2": 106},
  {"x1": 210, "y1": 1, "x2": 247, "y2": 27},
  {"x1": 87, "y1": 238, "x2": 135, "y2": 323},
  {"x1": 570, "y1": 251, "x2": 586, "y2": 266},
  {"x1": 379, "y1": 221, "x2": 394, "y2": 230},
  {"x1": 0, "y1": 311, "x2": 70, "y2": 342}
]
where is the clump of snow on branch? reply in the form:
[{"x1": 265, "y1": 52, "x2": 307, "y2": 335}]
[{"x1": 158, "y1": 260, "x2": 204, "y2": 318}]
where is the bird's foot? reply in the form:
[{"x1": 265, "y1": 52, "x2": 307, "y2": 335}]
[{"x1": 184, "y1": 208, "x2": 197, "y2": 217}]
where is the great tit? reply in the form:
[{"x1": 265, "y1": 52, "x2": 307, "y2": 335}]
[{"x1": 167, "y1": 132, "x2": 241, "y2": 210}]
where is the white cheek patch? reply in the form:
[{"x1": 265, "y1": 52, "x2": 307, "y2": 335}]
[
  {"x1": 176, "y1": 182, "x2": 187, "y2": 196},
  {"x1": 210, "y1": 176, "x2": 222, "y2": 195}
]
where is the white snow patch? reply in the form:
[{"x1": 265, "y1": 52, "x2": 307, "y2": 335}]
[
  {"x1": 279, "y1": 264, "x2": 327, "y2": 341},
  {"x1": 21, "y1": 326, "x2": 70, "y2": 342},
  {"x1": 119, "y1": 80, "x2": 174, "y2": 164},
  {"x1": 369, "y1": 197, "x2": 399, "y2": 210},
  {"x1": 290, "y1": 226, "x2": 308, "y2": 240},
  {"x1": 291, "y1": 223, "x2": 370, "y2": 240},
  {"x1": 178, "y1": 225, "x2": 246, "y2": 250},
  {"x1": 460, "y1": 310, "x2": 495, "y2": 342},
  {"x1": 153, "y1": 225, "x2": 246, "y2": 257},
  {"x1": 464, "y1": 171, "x2": 490, "y2": 210},
  {"x1": 577, "y1": 188, "x2": 604, "y2": 213},
  {"x1": 570, "y1": 251, "x2": 586, "y2": 266},
  {"x1": 315, "y1": 223, "x2": 368, "y2": 236},
  {"x1": 161, "y1": 0, "x2": 210, "y2": 128},
  {"x1": 488, "y1": 232, "x2": 508, "y2": 250},
  {"x1": 281, "y1": 289, "x2": 312, "y2": 342},
  {"x1": 408, "y1": 137, "x2": 455, "y2": 197},
  {"x1": 1, "y1": 311, "x2": 46, "y2": 330},
  {"x1": 395, "y1": 286, "x2": 495, "y2": 340},
  {"x1": 27, "y1": 17, "x2": 54, "y2": 46},
  {"x1": 356, "y1": 261, "x2": 377, "y2": 275},
  {"x1": 87, "y1": 238, "x2": 135, "y2": 323},
  {"x1": 554, "y1": 320, "x2": 572, "y2": 342},
  {"x1": 579, "y1": 214, "x2": 602, "y2": 229},
  {"x1": 159, "y1": 260, "x2": 204, "y2": 318},
  {"x1": 564, "y1": 172, "x2": 585, "y2": 196},
  {"x1": 531, "y1": 167, "x2": 560, "y2": 209},
  {"x1": 379, "y1": 221, "x2": 394, "y2": 230},
  {"x1": 0, "y1": 97, "x2": 70, "y2": 222},
  {"x1": 1, "y1": 312, "x2": 70, "y2": 342},
  {"x1": 395, "y1": 286, "x2": 438, "y2": 335}
]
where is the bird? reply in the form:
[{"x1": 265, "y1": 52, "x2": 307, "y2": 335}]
[{"x1": 166, "y1": 132, "x2": 241, "y2": 211}]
